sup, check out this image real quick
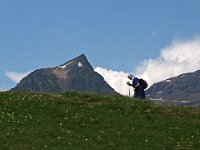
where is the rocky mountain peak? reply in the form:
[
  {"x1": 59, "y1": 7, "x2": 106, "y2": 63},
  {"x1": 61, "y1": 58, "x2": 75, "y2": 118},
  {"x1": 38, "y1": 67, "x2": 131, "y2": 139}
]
[
  {"x1": 11, "y1": 54, "x2": 117, "y2": 95},
  {"x1": 57, "y1": 54, "x2": 93, "y2": 70}
]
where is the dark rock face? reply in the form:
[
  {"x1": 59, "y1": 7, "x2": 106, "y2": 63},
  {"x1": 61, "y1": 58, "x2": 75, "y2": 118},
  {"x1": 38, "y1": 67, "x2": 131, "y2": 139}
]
[
  {"x1": 11, "y1": 54, "x2": 118, "y2": 95},
  {"x1": 146, "y1": 70, "x2": 200, "y2": 106}
]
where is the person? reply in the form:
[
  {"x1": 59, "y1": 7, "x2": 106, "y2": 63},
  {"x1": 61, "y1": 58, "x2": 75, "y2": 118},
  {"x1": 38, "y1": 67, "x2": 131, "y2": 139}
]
[{"x1": 127, "y1": 74, "x2": 146, "y2": 99}]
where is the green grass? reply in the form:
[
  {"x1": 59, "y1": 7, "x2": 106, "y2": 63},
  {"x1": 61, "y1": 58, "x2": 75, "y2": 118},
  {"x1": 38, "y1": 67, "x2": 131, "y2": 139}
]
[{"x1": 0, "y1": 91, "x2": 199, "y2": 149}]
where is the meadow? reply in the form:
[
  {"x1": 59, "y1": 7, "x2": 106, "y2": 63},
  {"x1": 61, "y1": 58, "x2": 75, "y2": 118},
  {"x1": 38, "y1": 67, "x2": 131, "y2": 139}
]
[{"x1": 0, "y1": 91, "x2": 199, "y2": 149}]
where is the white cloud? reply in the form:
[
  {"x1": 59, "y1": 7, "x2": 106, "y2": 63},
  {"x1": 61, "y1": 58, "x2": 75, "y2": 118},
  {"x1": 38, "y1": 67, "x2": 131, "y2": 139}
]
[
  {"x1": 0, "y1": 89, "x2": 8, "y2": 91},
  {"x1": 5, "y1": 71, "x2": 31, "y2": 83},
  {"x1": 94, "y1": 67, "x2": 133, "y2": 96},
  {"x1": 135, "y1": 37, "x2": 200, "y2": 86},
  {"x1": 95, "y1": 37, "x2": 200, "y2": 96}
]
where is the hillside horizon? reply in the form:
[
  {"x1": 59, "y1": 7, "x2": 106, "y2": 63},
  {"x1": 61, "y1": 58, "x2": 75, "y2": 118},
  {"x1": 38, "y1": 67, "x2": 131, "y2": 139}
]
[{"x1": 0, "y1": 91, "x2": 199, "y2": 149}]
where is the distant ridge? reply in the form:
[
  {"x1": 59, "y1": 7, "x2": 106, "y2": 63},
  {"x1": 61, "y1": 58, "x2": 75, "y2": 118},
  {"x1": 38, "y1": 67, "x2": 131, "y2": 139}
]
[
  {"x1": 146, "y1": 70, "x2": 200, "y2": 106},
  {"x1": 11, "y1": 54, "x2": 118, "y2": 95}
]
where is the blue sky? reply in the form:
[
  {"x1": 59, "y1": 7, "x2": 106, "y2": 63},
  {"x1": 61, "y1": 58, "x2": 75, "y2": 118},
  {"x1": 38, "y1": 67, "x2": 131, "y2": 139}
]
[{"x1": 1, "y1": 0, "x2": 200, "y2": 91}]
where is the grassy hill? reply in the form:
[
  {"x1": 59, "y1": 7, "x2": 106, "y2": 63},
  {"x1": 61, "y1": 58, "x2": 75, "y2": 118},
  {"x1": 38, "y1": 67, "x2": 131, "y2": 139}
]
[{"x1": 0, "y1": 91, "x2": 199, "y2": 149}]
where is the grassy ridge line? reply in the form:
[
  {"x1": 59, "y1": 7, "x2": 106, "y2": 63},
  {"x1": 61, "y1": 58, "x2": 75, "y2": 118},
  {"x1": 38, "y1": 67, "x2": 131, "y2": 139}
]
[{"x1": 0, "y1": 91, "x2": 199, "y2": 149}]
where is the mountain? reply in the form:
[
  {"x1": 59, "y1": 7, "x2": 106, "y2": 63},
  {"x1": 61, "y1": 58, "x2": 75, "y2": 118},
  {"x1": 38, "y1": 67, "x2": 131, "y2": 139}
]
[
  {"x1": 11, "y1": 54, "x2": 118, "y2": 95},
  {"x1": 146, "y1": 70, "x2": 200, "y2": 106}
]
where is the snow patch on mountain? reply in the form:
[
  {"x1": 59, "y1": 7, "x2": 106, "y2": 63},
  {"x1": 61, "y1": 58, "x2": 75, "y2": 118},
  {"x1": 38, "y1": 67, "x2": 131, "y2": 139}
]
[
  {"x1": 58, "y1": 61, "x2": 73, "y2": 69},
  {"x1": 78, "y1": 62, "x2": 83, "y2": 67}
]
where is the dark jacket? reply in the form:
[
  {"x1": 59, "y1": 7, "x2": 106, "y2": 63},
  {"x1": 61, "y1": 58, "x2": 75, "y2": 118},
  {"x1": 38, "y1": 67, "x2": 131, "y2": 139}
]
[{"x1": 132, "y1": 77, "x2": 146, "y2": 99}]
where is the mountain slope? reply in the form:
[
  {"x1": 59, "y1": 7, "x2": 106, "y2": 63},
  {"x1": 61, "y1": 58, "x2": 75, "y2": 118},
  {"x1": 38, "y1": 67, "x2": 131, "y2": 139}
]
[
  {"x1": 11, "y1": 54, "x2": 117, "y2": 95},
  {"x1": 146, "y1": 70, "x2": 200, "y2": 106}
]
